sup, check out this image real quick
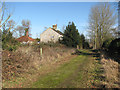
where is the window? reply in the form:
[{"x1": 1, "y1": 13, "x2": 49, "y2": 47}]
[{"x1": 51, "y1": 36, "x2": 54, "y2": 38}]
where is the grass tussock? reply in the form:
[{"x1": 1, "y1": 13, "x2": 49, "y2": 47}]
[
  {"x1": 100, "y1": 58, "x2": 120, "y2": 88},
  {"x1": 2, "y1": 44, "x2": 75, "y2": 88}
]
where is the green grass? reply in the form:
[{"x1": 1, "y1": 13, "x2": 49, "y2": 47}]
[
  {"x1": 31, "y1": 55, "x2": 85, "y2": 88},
  {"x1": 3, "y1": 49, "x2": 102, "y2": 88},
  {"x1": 31, "y1": 49, "x2": 100, "y2": 88}
]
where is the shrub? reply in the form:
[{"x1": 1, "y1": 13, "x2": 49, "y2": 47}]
[
  {"x1": 83, "y1": 42, "x2": 90, "y2": 49},
  {"x1": 108, "y1": 38, "x2": 120, "y2": 55},
  {"x1": 44, "y1": 42, "x2": 61, "y2": 47},
  {"x1": 102, "y1": 38, "x2": 114, "y2": 50},
  {"x1": 8, "y1": 45, "x2": 18, "y2": 51},
  {"x1": 2, "y1": 30, "x2": 20, "y2": 51}
]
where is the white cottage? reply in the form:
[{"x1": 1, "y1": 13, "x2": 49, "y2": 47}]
[{"x1": 40, "y1": 24, "x2": 63, "y2": 43}]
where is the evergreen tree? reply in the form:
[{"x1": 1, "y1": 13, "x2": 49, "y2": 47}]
[
  {"x1": 62, "y1": 22, "x2": 80, "y2": 47},
  {"x1": 80, "y1": 34, "x2": 90, "y2": 49},
  {"x1": 79, "y1": 34, "x2": 85, "y2": 49}
]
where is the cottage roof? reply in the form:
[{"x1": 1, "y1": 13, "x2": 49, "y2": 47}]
[
  {"x1": 40, "y1": 27, "x2": 63, "y2": 36},
  {"x1": 52, "y1": 28, "x2": 63, "y2": 35},
  {"x1": 16, "y1": 36, "x2": 35, "y2": 42}
]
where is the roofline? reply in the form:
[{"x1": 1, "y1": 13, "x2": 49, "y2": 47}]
[
  {"x1": 40, "y1": 27, "x2": 63, "y2": 36},
  {"x1": 40, "y1": 27, "x2": 52, "y2": 36}
]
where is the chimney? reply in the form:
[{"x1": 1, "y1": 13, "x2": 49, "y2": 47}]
[
  {"x1": 52, "y1": 24, "x2": 57, "y2": 30},
  {"x1": 26, "y1": 30, "x2": 29, "y2": 37}
]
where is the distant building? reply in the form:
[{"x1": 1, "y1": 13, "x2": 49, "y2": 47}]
[
  {"x1": 40, "y1": 24, "x2": 63, "y2": 43},
  {"x1": 16, "y1": 30, "x2": 35, "y2": 44}
]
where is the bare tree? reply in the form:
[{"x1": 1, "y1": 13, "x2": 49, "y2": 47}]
[
  {"x1": 22, "y1": 20, "x2": 30, "y2": 28},
  {"x1": 0, "y1": 2, "x2": 11, "y2": 30},
  {"x1": 88, "y1": 3, "x2": 117, "y2": 49},
  {"x1": 6, "y1": 19, "x2": 17, "y2": 33},
  {"x1": 44, "y1": 26, "x2": 48, "y2": 30},
  {"x1": 21, "y1": 20, "x2": 31, "y2": 36},
  {"x1": 16, "y1": 25, "x2": 24, "y2": 37},
  {"x1": 0, "y1": 2, "x2": 19, "y2": 39},
  {"x1": 7, "y1": 20, "x2": 15, "y2": 28},
  {"x1": 88, "y1": 5, "x2": 99, "y2": 49},
  {"x1": 14, "y1": 20, "x2": 31, "y2": 37}
]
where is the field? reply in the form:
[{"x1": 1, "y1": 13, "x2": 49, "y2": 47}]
[
  {"x1": 2, "y1": 45, "x2": 120, "y2": 88},
  {"x1": 1, "y1": 1, "x2": 120, "y2": 89}
]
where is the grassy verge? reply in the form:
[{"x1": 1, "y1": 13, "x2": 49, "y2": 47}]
[
  {"x1": 3, "y1": 54, "x2": 77, "y2": 88},
  {"x1": 3, "y1": 49, "x2": 103, "y2": 88},
  {"x1": 30, "y1": 49, "x2": 102, "y2": 88},
  {"x1": 31, "y1": 55, "x2": 85, "y2": 88}
]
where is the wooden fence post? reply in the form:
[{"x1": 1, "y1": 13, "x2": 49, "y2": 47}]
[{"x1": 40, "y1": 48, "x2": 42, "y2": 59}]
